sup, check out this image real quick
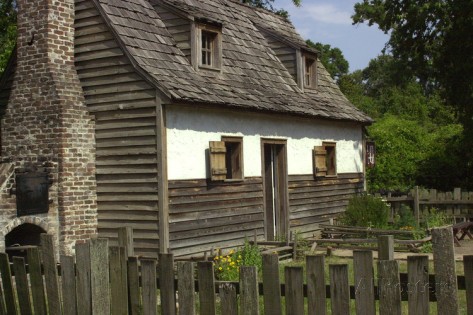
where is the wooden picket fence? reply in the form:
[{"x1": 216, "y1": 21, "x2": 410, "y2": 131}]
[{"x1": 0, "y1": 226, "x2": 471, "y2": 314}]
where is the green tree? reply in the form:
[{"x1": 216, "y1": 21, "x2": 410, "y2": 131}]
[
  {"x1": 0, "y1": 0, "x2": 16, "y2": 75},
  {"x1": 242, "y1": 0, "x2": 301, "y2": 17},
  {"x1": 306, "y1": 40, "x2": 349, "y2": 81}
]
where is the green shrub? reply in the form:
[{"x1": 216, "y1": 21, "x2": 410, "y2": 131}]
[
  {"x1": 394, "y1": 204, "x2": 417, "y2": 230},
  {"x1": 214, "y1": 240, "x2": 262, "y2": 281},
  {"x1": 423, "y1": 208, "x2": 452, "y2": 229},
  {"x1": 341, "y1": 194, "x2": 389, "y2": 228}
]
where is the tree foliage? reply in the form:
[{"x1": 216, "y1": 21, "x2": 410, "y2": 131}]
[
  {"x1": 242, "y1": 0, "x2": 301, "y2": 17},
  {"x1": 0, "y1": 0, "x2": 16, "y2": 75},
  {"x1": 306, "y1": 40, "x2": 348, "y2": 81}
]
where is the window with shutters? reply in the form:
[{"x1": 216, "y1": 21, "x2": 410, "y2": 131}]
[
  {"x1": 313, "y1": 142, "x2": 336, "y2": 177},
  {"x1": 209, "y1": 137, "x2": 243, "y2": 181}
]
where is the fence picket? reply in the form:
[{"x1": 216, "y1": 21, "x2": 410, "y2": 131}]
[
  {"x1": 177, "y1": 261, "x2": 195, "y2": 315},
  {"x1": 40, "y1": 234, "x2": 62, "y2": 315},
  {"x1": 240, "y1": 266, "x2": 259, "y2": 315},
  {"x1": 329, "y1": 264, "x2": 350, "y2": 315},
  {"x1": 285, "y1": 266, "x2": 304, "y2": 315},
  {"x1": 109, "y1": 246, "x2": 128, "y2": 315},
  {"x1": 127, "y1": 256, "x2": 141, "y2": 315},
  {"x1": 60, "y1": 255, "x2": 77, "y2": 315},
  {"x1": 219, "y1": 283, "x2": 238, "y2": 315},
  {"x1": 27, "y1": 247, "x2": 46, "y2": 315},
  {"x1": 378, "y1": 235, "x2": 394, "y2": 260},
  {"x1": 262, "y1": 254, "x2": 282, "y2": 315},
  {"x1": 90, "y1": 238, "x2": 110, "y2": 315},
  {"x1": 12, "y1": 257, "x2": 32, "y2": 315},
  {"x1": 76, "y1": 241, "x2": 92, "y2": 315},
  {"x1": 378, "y1": 260, "x2": 402, "y2": 315},
  {"x1": 464, "y1": 255, "x2": 473, "y2": 315},
  {"x1": 353, "y1": 251, "x2": 375, "y2": 315},
  {"x1": 0, "y1": 253, "x2": 17, "y2": 314},
  {"x1": 307, "y1": 254, "x2": 326, "y2": 315},
  {"x1": 407, "y1": 255, "x2": 429, "y2": 315},
  {"x1": 198, "y1": 261, "x2": 216, "y2": 315},
  {"x1": 432, "y1": 227, "x2": 459, "y2": 314},
  {"x1": 118, "y1": 226, "x2": 134, "y2": 257},
  {"x1": 141, "y1": 258, "x2": 157, "y2": 315}
]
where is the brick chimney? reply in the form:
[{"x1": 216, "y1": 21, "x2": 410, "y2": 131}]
[{"x1": 0, "y1": 0, "x2": 98, "y2": 255}]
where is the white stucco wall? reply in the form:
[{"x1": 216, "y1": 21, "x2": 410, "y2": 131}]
[{"x1": 166, "y1": 106, "x2": 364, "y2": 180}]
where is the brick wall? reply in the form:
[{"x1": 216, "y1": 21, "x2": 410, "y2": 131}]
[{"x1": 0, "y1": 0, "x2": 98, "y2": 255}]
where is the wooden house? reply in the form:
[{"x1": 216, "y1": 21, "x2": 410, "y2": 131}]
[{"x1": 0, "y1": 0, "x2": 371, "y2": 257}]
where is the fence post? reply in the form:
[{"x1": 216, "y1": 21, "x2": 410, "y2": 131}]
[
  {"x1": 198, "y1": 261, "x2": 216, "y2": 315},
  {"x1": 414, "y1": 186, "x2": 420, "y2": 226},
  {"x1": 378, "y1": 260, "x2": 402, "y2": 315},
  {"x1": 464, "y1": 255, "x2": 473, "y2": 315},
  {"x1": 12, "y1": 257, "x2": 33, "y2": 315},
  {"x1": 118, "y1": 226, "x2": 134, "y2": 257},
  {"x1": 219, "y1": 283, "x2": 238, "y2": 315},
  {"x1": 306, "y1": 255, "x2": 326, "y2": 315},
  {"x1": 329, "y1": 264, "x2": 350, "y2": 315},
  {"x1": 353, "y1": 251, "x2": 375, "y2": 315},
  {"x1": 109, "y1": 246, "x2": 128, "y2": 315},
  {"x1": 432, "y1": 227, "x2": 459, "y2": 314},
  {"x1": 90, "y1": 238, "x2": 111, "y2": 315},
  {"x1": 285, "y1": 266, "x2": 304, "y2": 315},
  {"x1": 159, "y1": 253, "x2": 176, "y2": 315},
  {"x1": 127, "y1": 256, "x2": 141, "y2": 315},
  {"x1": 0, "y1": 253, "x2": 16, "y2": 314},
  {"x1": 262, "y1": 253, "x2": 282, "y2": 315},
  {"x1": 27, "y1": 247, "x2": 47, "y2": 315},
  {"x1": 60, "y1": 255, "x2": 77, "y2": 315},
  {"x1": 178, "y1": 262, "x2": 195, "y2": 315},
  {"x1": 240, "y1": 266, "x2": 259, "y2": 315},
  {"x1": 407, "y1": 255, "x2": 429, "y2": 315},
  {"x1": 41, "y1": 234, "x2": 62, "y2": 315},
  {"x1": 141, "y1": 258, "x2": 157, "y2": 315},
  {"x1": 378, "y1": 235, "x2": 394, "y2": 260},
  {"x1": 75, "y1": 241, "x2": 92, "y2": 315}
]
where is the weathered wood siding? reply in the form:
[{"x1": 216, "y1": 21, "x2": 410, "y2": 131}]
[
  {"x1": 168, "y1": 178, "x2": 264, "y2": 257},
  {"x1": 265, "y1": 37, "x2": 297, "y2": 79},
  {"x1": 75, "y1": 0, "x2": 160, "y2": 257},
  {"x1": 289, "y1": 173, "x2": 364, "y2": 238},
  {"x1": 153, "y1": 5, "x2": 192, "y2": 60}
]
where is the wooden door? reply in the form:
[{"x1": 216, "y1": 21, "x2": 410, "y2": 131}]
[{"x1": 262, "y1": 140, "x2": 289, "y2": 241}]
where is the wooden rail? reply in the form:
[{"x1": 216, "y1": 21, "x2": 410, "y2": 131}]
[{"x1": 0, "y1": 227, "x2": 468, "y2": 314}]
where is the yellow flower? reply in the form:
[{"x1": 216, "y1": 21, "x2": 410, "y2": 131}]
[
  {"x1": 219, "y1": 267, "x2": 223, "y2": 271},
  {"x1": 238, "y1": 255, "x2": 242, "y2": 259},
  {"x1": 229, "y1": 250, "x2": 235, "y2": 254},
  {"x1": 214, "y1": 256, "x2": 219, "y2": 260}
]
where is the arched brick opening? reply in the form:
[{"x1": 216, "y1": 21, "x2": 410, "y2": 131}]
[{"x1": 5, "y1": 223, "x2": 47, "y2": 259}]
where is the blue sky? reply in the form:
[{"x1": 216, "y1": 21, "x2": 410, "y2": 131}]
[{"x1": 276, "y1": 0, "x2": 390, "y2": 72}]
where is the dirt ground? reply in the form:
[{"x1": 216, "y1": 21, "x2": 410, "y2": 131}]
[{"x1": 327, "y1": 238, "x2": 473, "y2": 261}]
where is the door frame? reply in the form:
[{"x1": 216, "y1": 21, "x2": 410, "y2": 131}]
[{"x1": 260, "y1": 138, "x2": 290, "y2": 241}]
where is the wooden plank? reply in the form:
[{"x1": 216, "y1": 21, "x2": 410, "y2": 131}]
[
  {"x1": 219, "y1": 283, "x2": 238, "y2": 315},
  {"x1": 90, "y1": 238, "x2": 110, "y2": 315},
  {"x1": 329, "y1": 264, "x2": 350, "y2": 315},
  {"x1": 262, "y1": 254, "x2": 282, "y2": 315},
  {"x1": 60, "y1": 255, "x2": 77, "y2": 315},
  {"x1": 177, "y1": 262, "x2": 195, "y2": 315},
  {"x1": 0, "y1": 253, "x2": 16, "y2": 314},
  {"x1": 353, "y1": 251, "x2": 375, "y2": 315},
  {"x1": 306, "y1": 254, "x2": 326, "y2": 315},
  {"x1": 109, "y1": 246, "x2": 128, "y2": 315},
  {"x1": 240, "y1": 266, "x2": 259, "y2": 315},
  {"x1": 407, "y1": 255, "x2": 429, "y2": 315},
  {"x1": 432, "y1": 227, "x2": 459, "y2": 314},
  {"x1": 141, "y1": 259, "x2": 158, "y2": 315},
  {"x1": 378, "y1": 235, "x2": 394, "y2": 260},
  {"x1": 40, "y1": 234, "x2": 62, "y2": 315},
  {"x1": 127, "y1": 256, "x2": 141, "y2": 315},
  {"x1": 12, "y1": 257, "x2": 33, "y2": 315},
  {"x1": 464, "y1": 255, "x2": 473, "y2": 315},
  {"x1": 285, "y1": 266, "x2": 304, "y2": 315},
  {"x1": 118, "y1": 226, "x2": 135, "y2": 257},
  {"x1": 159, "y1": 253, "x2": 176, "y2": 315},
  {"x1": 378, "y1": 260, "x2": 401, "y2": 315},
  {"x1": 156, "y1": 98, "x2": 169, "y2": 253},
  {"x1": 75, "y1": 242, "x2": 92, "y2": 315},
  {"x1": 197, "y1": 262, "x2": 216, "y2": 315},
  {"x1": 27, "y1": 247, "x2": 46, "y2": 315}
]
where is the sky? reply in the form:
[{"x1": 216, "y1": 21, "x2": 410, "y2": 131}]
[{"x1": 276, "y1": 0, "x2": 390, "y2": 72}]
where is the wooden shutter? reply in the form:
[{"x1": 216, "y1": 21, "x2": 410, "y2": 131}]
[
  {"x1": 313, "y1": 146, "x2": 327, "y2": 177},
  {"x1": 209, "y1": 141, "x2": 227, "y2": 181}
]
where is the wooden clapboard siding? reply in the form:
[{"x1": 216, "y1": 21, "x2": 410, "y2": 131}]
[
  {"x1": 266, "y1": 37, "x2": 297, "y2": 79},
  {"x1": 288, "y1": 173, "x2": 364, "y2": 238},
  {"x1": 153, "y1": 5, "x2": 192, "y2": 60},
  {"x1": 75, "y1": 0, "x2": 160, "y2": 257},
  {"x1": 168, "y1": 178, "x2": 264, "y2": 257}
]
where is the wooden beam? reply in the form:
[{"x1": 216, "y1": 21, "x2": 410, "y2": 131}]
[{"x1": 156, "y1": 95, "x2": 170, "y2": 253}]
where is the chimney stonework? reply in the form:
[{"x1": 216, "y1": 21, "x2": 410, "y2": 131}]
[{"x1": 0, "y1": 0, "x2": 98, "y2": 255}]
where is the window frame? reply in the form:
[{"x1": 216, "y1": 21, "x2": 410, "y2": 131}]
[
  {"x1": 196, "y1": 23, "x2": 222, "y2": 71},
  {"x1": 209, "y1": 136, "x2": 244, "y2": 182},
  {"x1": 303, "y1": 54, "x2": 317, "y2": 88}
]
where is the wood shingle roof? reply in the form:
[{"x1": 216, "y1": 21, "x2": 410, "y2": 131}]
[{"x1": 92, "y1": 0, "x2": 374, "y2": 123}]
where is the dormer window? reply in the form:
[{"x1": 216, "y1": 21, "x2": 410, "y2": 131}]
[
  {"x1": 304, "y1": 55, "x2": 317, "y2": 88},
  {"x1": 196, "y1": 23, "x2": 222, "y2": 70}
]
